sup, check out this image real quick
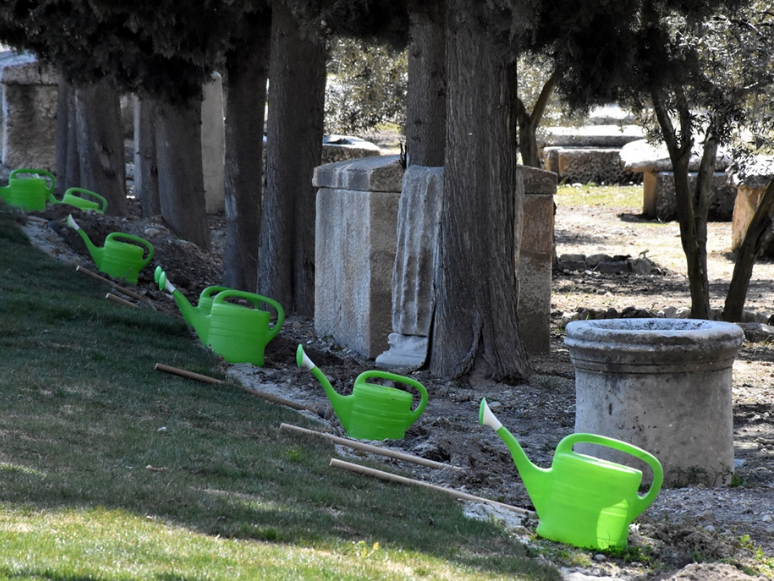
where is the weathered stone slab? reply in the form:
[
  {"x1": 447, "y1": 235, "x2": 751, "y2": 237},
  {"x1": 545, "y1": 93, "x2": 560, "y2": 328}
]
[
  {"x1": 519, "y1": 166, "x2": 556, "y2": 354},
  {"x1": 321, "y1": 135, "x2": 381, "y2": 165},
  {"x1": 391, "y1": 165, "x2": 444, "y2": 336},
  {"x1": 313, "y1": 154, "x2": 403, "y2": 193},
  {"x1": 314, "y1": 156, "x2": 403, "y2": 358},
  {"x1": 644, "y1": 171, "x2": 737, "y2": 221},
  {"x1": 1, "y1": 52, "x2": 58, "y2": 171},
  {"x1": 620, "y1": 139, "x2": 731, "y2": 173},
  {"x1": 543, "y1": 125, "x2": 645, "y2": 148},
  {"x1": 543, "y1": 147, "x2": 638, "y2": 184},
  {"x1": 202, "y1": 72, "x2": 225, "y2": 214}
]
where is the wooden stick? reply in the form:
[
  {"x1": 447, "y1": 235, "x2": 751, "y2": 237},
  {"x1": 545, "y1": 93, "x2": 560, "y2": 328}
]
[
  {"x1": 281, "y1": 423, "x2": 462, "y2": 472},
  {"x1": 26, "y1": 215, "x2": 48, "y2": 224},
  {"x1": 330, "y1": 458, "x2": 535, "y2": 518},
  {"x1": 154, "y1": 362, "x2": 224, "y2": 385},
  {"x1": 77, "y1": 266, "x2": 148, "y2": 303},
  {"x1": 106, "y1": 293, "x2": 139, "y2": 308},
  {"x1": 154, "y1": 363, "x2": 323, "y2": 417}
]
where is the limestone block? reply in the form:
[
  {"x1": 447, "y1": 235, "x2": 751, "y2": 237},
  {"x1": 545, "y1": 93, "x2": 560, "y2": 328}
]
[
  {"x1": 620, "y1": 139, "x2": 731, "y2": 173},
  {"x1": 729, "y1": 156, "x2": 774, "y2": 257},
  {"x1": 543, "y1": 125, "x2": 645, "y2": 148},
  {"x1": 643, "y1": 171, "x2": 736, "y2": 221},
  {"x1": 391, "y1": 165, "x2": 444, "y2": 336},
  {"x1": 321, "y1": 135, "x2": 381, "y2": 165},
  {"x1": 1, "y1": 55, "x2": 58, "y2": 171},
  {"x1": 313, "y1": 154, "x2": 403, "y2": 192},
  {"x1": 201, "y1": 72, "x2": 225, "y2": 214},
  {"x1": 519, "y1": 166, "x2": 556, "y2": 354},
  {"x1": 555, "y1": 147, "x2": 635, "y2": 184},
  {"x1": 314, "y1": 156, "x2": 402, "y2": 358}
]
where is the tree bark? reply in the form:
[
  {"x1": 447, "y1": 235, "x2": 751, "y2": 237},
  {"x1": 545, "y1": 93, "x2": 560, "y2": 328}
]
[
  {"x1": 406, "y1": 0, "x2": 446, "y2": 167},
  {"x1": 429, "y1": 2, "x2": 531, "y2": 381},
  {"x1": 133, "y1": 96, "x2": 161, "y2": 217},
  {"x1": 223, "y1": 12, "x2": 272, "y2": 292},
  {"x1": 55, "y1": 75, "x2": 79, "y2": 195},
  {"x1": 652, "y1": 89, "x2": 711, "y2": 319},
  {"x1": 723, "y1": 178, "x2": 774, "y2": 322},
  {"x1": 258, "y1": 1, "x2": 326, "y2": 315},
  {"x1": 516, "y1": 69, "x2": 558, "y2": 168},
  {"x1": 74, "y1": 80, "x2": 128, "y2": 216},
  {"x1": 154, "y1": 97, "x2": 210, "y2": 250}
]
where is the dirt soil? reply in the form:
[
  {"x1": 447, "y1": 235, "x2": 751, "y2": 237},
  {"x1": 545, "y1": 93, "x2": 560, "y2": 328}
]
[{"x1": 17, "y1": 191, "x2": 774, "y2": 581}]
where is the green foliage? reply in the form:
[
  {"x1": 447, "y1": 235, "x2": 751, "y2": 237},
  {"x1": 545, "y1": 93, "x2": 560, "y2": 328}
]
[
  {"x1": 0, "y1": 0, "x2": 263, "y2": 104},
  {"x1": 325, "y1": 38, "x2": 407, "y2": 135}
]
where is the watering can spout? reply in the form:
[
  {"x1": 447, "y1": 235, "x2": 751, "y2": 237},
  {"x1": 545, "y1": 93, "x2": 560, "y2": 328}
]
[
  {"x1": 479, "y1": 398, "x2": 551, "y2": 515},
  {"x1": 67, "y1": 214, "x2": 102, "y2": 264},
  {"x1": 297, "y1": 345, "x2": 352, "y2": 421},
  {"x1": 154, "y1": 266, "x2": 206, "y2": 337}
]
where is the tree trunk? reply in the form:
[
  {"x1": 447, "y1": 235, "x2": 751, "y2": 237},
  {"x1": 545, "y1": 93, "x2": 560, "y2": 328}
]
[
  {"x1": 74, "y1": 80, "x2": 128, "y2": 216},
  {"x1": 406, "y1": 0, "x2": 446, "y2": 167},
  {"x1": 516, "y1": 69, "x2": 558, "y2": 168},
  {"x1": 55, "y1": 75, "x2": 79, "y2": 195},
  {"x1": 723, "y1": 178, "x2": 774, "y2": 321},
  {"x1": 258, "y1": 1, "x2": 326, "y2": 315},
  {"x1": 429, "y1": 2, "x2": 531, "y2": 381},
  {"x1": 652, "y1": 90, "x2": 711, "y2": 319},
  {"x1": 154, "y1": 97, "x2": 210, "y2": 250},
  {"x1": 223, "y1": 12, "x2": 272, "y2": 292},
  {"x1": 133, "y1": 96, "x2": 160, "y2": 217}
]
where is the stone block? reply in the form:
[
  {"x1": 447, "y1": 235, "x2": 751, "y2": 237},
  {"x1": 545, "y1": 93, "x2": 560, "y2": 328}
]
[
  {"x1": 643, "y1": 171, "x2": 736, "y2": 221},
  {"x1": 729, "y1": 157, "x2": 774, "y2": 257},
  {"x1": 543, "y1": 125, "x2": 645, "y2": 148},
  {"x1": 1, "y1": 53, "x2": 58, "y2": 171},
  {"x1": 313, "y1": 154, "x2": 403, "y2": 192},
  {"x1": 314, "y1": 156, "x2": 403, "y2": 359},
  {"x1": 620, "y1": 139, "x2": 732, "y2": 174},
  {"x1": 321, "y1": 135, "x2": 381, "y2": 165},
  {"x1": 554, "y1": 147, "x2": 637, "y2": 184}
]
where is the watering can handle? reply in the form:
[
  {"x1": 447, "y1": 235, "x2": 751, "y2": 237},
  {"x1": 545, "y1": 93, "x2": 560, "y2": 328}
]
[
  {"x1": 10, "y1": 168, "x2": 56, "y2": 194},
  {"x1": 200, "y1": 286, "x2": 231, "y2": 300},
  {"x1": 214, "y1": 290, "x2": 285, "y2": 341},
  {"x1": 558, "y1": 433, "x2": 664, "y2": 511},
  {"x1": 356, "y1": 371, "x2": 428, "y2": 419},
  {"x1": 105, "y1": 233, "x2": 155, "y2": 266},
  {"x1": 60, "y1": 187, "x2": 108, "y2": 212}
]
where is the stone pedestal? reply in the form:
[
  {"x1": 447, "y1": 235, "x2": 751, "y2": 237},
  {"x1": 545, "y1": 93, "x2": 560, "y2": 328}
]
[
  {"x1": 566, "y1": 318, "x2": 744, "y2": 488},
  {"x1": 730, "y1": 159, "x2": 774, "y2": 257},
  {"x1": 1, "y1": 52, "x2": 58, "y2": 171},
  {"x1": 313, "y1": 155, "x2": 404, "y2": 358}
]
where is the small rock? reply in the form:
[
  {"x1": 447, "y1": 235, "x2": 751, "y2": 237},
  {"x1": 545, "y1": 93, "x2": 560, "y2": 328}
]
[
  {"x1": 593, "y1": 553, "x2": 607, "y2": 562},
  {"x1": 762, "y1": 514, "x2": 772, "y2": 523}
]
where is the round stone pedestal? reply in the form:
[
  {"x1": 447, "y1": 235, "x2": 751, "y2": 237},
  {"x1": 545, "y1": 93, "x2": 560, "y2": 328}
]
[{"x1": 565, "y1": 318, "x2": 744, "y2": 487}]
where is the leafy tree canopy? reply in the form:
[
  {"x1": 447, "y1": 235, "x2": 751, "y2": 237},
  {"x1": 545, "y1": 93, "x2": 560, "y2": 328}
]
[{"x1": 0, "y1": 0, "x2": 265, "y2": 104}]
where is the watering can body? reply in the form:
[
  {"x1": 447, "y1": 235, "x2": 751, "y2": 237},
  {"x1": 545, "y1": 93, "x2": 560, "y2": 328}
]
[
  {"x1": 206, "y1": 290, "x2": 284, "y2": 366},
  {"x1": 479, "y1": 399, "x2": 662, "y2": 550},
  {"x1": 51, "y1": 187, "x2": 108, "y2": 213},
  {"x1": 67, "y1": 215, "x2": 154, "y2": 284},
  {"x1": 0, "y1": 168, "x2": 55, "y2": 211},
  {"x1": 298, "y1": 345, "x2": 428, "y2": 440},
  {"x1": 156, "y1": 263, "x2": 229, "y2": 344}
]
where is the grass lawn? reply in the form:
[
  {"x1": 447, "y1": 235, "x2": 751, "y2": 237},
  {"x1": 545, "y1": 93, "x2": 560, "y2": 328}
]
[{"x1": 0, "y1": 205, "x2": 559, "y2": 580}]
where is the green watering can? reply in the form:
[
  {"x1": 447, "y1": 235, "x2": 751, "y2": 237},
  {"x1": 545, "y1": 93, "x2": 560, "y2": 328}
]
[
  {"x1": 50, "y1": 187, "x2": 108, "y2": 213},
  {"x1": 206, "y1": 290, "x2": 284, "y2": 366},
  {"x1": 297, "y1": 345, "x2": 428, "y2": 440},
  {"x1": 67, "y1": 214, "x2": 154, "y2": 284},
  {"x1": 479, "y1": 398, "x2": 663, "y2": 550},
  {"x1": 155, "y1": 265, "x2": 231, "y2": 346},
  {"x1": 0, "y1": 168, "x2": 55, "y2": 211}
]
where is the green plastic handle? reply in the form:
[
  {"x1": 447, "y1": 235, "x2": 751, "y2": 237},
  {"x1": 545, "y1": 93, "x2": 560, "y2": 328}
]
[
  {"x1": 105, "y1": 232, "x2": 155, "y2": 266},
  {"x1": 199, "y1": 286, "x2": 231, "y2": 301},
  {"x1": 10, "y1": 168, "x2": 56, "y2": 194},
  {"x1": 58, "y1": 187, "x2": 108, "y2": 212},
  {"x1": 355, "y1": 370, "x2": 428, "y2": 419},
  {"x1": 557, "y1": 433, "x2": 663, "y2": 511},
  {"x1": 213, "y1": 290, "x2": 285, "y2": 341}
]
